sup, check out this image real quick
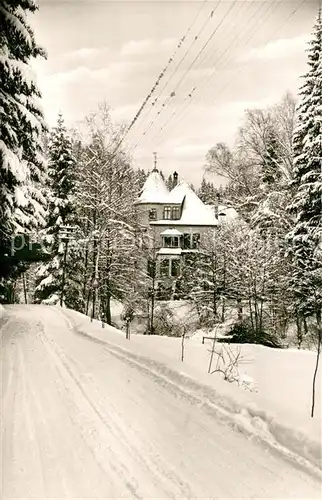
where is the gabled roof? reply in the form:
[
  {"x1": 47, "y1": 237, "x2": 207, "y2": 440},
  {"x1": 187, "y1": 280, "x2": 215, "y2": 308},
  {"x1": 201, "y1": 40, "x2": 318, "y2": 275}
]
[
  {"x1": 152, "y1": 181, "x2": 218, "y2": 226},
  {"x1": 135, "y1": 171, "x2": 238, "y2": 226},
  {"x1": 136, "y1": 170, "x2": 170, "y2": 204}
]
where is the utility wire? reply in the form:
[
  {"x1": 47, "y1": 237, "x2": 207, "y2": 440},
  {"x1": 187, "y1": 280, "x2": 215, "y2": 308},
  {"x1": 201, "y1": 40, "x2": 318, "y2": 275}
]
[
  {"x1": 161, "y1": 0, "x2": 307, "y2": 147},
  {"x1": 110, "y1": 0, "x2": 209, "y2": 157},
  {"x1": 144, "y1": 0, "x2": 239, "y2": 132},
  {"x1": 208, "y1": 0, "x2": 307, "y2": 105},
  {"x1": 152, "y1": 0, "x2": 289, "y2": 148},
  {"x1": 136, "y1": 0, "x2": 266, "y2": 151},
  {"x1": 130, "y1": 1, "x2": 222, "y2": 140},
  {"x1": 131, "y1": 0, "x2": 241, "y2": 151}
]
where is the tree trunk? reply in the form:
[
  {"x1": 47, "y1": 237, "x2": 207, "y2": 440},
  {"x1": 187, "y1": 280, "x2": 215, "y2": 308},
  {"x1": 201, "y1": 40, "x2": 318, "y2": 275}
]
[
  {"x1": 253, "y1": 275, "x2": 259, "y2": 338},
  {"x1": 211, "y1": 251, "x2": 217, "y2": 321},
  {"x1": 237, "y1": 297, "x2": 243, "y2": 322},
  {"x1": 126, "y1": 319, "x2": 130, "y2": 340},
  {"x1": 259, "y1": 266, "x2": 266, "y2": 334},
  {"x1": 295, "y1": 308, "x2": 303, "y2": 349},
  {"x1": 85, "y1": 288, "x2": 91, "y2": 316},
  {"x1": 221, "y1": 250, "x2": 226, "y2": 322},
  {"x1": 105, "y1": 291, "x2": 112, "y2": 325},
  {"x1": 181, "y1": 328, "x2": 185, "y2": 362},
  {"x1": 60, "y1": 238, "x2": 69, "y2": 307},
  {"x1": 22, "y1": 272, "x2": 28, "y2": 304},
  {"x1": 311, "y1": 309, "x2": 321, "y2": 418},
  {"x1": 150, "y1": 288, "x2": 155, "y2": 335},
  {"x1": 82, "y1": 219, "x2": 90, "y2": 302}
]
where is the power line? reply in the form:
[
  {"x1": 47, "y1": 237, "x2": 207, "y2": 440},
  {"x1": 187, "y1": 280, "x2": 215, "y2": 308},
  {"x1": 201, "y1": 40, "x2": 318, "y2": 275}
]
[
  {"x1": 152, "y1": 0, "x2": 297, "y2": 149},
  {"x1": 208, "y1": 0, "x2": 307, "y2": 103},
  {"x1": 144, "y1": 0, "x2": 239, "y2": 132},
  {"x1": 129, "y1": 0, "x2": 305, "y2": 159},
  {"x1": 137, "y1": 0, "x2": 268, "y2": 150},
  {"x1": 111, "y1": 0, "x2": 209, "y2": 156},
  {"x1": 129, "y1": 2, "x2": 222, "y2": 141},
  {"x1": 130, "y1": 0, "x2": 242, "y2": 151}
]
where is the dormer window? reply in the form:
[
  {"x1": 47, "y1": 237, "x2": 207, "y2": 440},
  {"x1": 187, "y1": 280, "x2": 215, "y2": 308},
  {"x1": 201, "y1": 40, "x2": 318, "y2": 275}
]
[
  {"x1": 172, "y1": 207, "x2": 180, "y2": 220},
  {"x1": 163, "y1": 206, "x2": 180, "y2": 220},
  {"x1": 163, "y1": 206, "x2": 172, "y2": 219}
]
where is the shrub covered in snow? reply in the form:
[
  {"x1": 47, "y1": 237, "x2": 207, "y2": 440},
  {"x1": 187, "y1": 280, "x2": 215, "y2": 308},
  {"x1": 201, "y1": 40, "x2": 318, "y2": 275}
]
[{"x1": 227, "y1": 319, "x2": 283, "y2": 348}]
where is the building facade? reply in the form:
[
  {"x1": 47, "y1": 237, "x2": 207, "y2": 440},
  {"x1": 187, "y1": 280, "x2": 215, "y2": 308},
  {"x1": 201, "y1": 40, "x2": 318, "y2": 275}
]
[{"x1": 134, "y1": 168, "x2": 237, "y2": 298}]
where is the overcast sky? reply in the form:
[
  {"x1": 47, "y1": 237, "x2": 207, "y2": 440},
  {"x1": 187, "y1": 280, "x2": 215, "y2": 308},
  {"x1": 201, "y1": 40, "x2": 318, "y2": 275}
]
[{"x1": 32, "y1": 0, "x2": 319, "y2": 185}]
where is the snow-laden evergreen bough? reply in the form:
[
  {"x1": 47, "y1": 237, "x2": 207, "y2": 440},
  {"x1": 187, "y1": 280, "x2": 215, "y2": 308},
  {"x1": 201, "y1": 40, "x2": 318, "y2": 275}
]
[
  {"x1": 33, "y1": 114, "x2": 85, "y2": 310},
  {"x1": 287, "y1": 8, "x2": 322, "y2": 417},
  {"x1": 287, "y1": 9, "x2": 322, "y2": 320},
  {"x1": 0, "y1": 0, "x2": 47, "y2": 299}
]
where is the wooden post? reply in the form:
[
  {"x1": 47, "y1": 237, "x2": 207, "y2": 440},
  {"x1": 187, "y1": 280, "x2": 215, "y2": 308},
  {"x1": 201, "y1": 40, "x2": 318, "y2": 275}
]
[
  {"x1": 181, "y1": 327, "x2": 186, "y2": 362},
  {"x1": 22, "y1": 272, "x2": 28, "y2": 304},
  {"x1": 126, "y1": 319, "x2": 130, "y2": 340}
]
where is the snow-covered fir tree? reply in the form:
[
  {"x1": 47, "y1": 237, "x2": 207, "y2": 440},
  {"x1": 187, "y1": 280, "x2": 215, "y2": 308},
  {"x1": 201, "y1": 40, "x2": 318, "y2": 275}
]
[
  {"x1": 288, "y1": 9, "x2": 322, "y2": 326},
  {"x1": 34, "y1": 114, "x2": 83, "y2": 309},
  {"x1": 0, "y1": 0, "x2": 47, "y2": 300},
  {"x1": 198, "y1": 178, "x2": 218, "y2": 204}
]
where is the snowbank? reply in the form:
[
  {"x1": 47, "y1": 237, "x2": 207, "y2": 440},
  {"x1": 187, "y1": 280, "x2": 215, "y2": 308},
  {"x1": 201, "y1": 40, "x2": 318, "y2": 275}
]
[{"x1": 61, "y1": 307, "x2": 322, "y2": 475}]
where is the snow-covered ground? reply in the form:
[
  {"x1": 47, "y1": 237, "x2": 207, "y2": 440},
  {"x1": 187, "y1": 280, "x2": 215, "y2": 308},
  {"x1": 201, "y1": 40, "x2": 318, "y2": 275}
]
[
  {"x1": 63, "y1": 306, "x2": 322, "y2": 472},
  {"x1": 1, "y1": 304, "x2": 321, "y2": 498}
]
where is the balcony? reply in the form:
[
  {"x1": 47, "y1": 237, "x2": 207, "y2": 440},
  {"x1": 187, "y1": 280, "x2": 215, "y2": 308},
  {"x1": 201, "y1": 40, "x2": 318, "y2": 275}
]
[{"x1": 159, "y1": 228, "x2": 200, "y2": 252}]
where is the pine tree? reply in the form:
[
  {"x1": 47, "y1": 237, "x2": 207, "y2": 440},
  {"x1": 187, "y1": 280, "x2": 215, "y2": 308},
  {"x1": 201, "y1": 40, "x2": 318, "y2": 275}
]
[
  {"x1": 34, "y1": 114, "x2": 82, "y2": 308},
  {"x1": 287, "y1": 10, "x2": 322, "y2": 416},
  {"x1": 288, "y1": 9, "x2": 322, "y2": 323},
  {"x1": 0, "y1": 1, "x2": 47, "y2": 298},
  {"x1": 261, "y1": 126, "x2": 282, "y2": 186}
]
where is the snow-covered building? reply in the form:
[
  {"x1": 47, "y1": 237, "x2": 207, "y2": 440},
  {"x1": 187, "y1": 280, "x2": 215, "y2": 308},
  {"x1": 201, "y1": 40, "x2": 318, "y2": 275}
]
[{"x1": 135, "y1": 168, "x2": 238, "y2": 297}]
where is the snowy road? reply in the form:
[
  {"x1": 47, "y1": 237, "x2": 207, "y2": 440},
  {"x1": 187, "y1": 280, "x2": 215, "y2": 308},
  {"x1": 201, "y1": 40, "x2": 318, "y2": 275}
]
[{"x1": 1, "y1": 305, "x2": 321, "y2": 499}]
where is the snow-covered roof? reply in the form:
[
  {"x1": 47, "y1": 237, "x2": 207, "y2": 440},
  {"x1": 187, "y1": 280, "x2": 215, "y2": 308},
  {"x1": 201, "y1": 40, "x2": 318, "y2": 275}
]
[
  {"x1": 157, "y1": 248, "x2": 182, "y2": 255},
  {"x1": 136, "y1": 170, "x2": 170, "y2": 204},
  {"x1": 207, "y1": 205, "x2": 239, "y2": 223},
  {"x1": 152, "y1": 182, "x2": 218, "y2": 226},
  {"x1": 160, "y1": 228, "x2": 183, "y2": 236},
  {"x1": 136, "y1": 173, "x2": 238, "y2": 226}
]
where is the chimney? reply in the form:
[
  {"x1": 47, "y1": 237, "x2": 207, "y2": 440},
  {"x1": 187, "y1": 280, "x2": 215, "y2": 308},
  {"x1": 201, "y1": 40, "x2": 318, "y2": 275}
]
[{"x1": 173, "y1": 171, "x2": 178, "y2": 188}]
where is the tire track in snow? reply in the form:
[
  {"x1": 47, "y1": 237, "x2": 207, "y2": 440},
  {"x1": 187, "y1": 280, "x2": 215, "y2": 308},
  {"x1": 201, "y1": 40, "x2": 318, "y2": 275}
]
[
  {"x1": 38, "y1": 323, "x2": 145, "y2": 498},
  {"x1": 40, "y1": 319, "x2": 195, "y2": 498},
  {"x1": 2, "y1": 305, "x2": 321, "y2": 498}
]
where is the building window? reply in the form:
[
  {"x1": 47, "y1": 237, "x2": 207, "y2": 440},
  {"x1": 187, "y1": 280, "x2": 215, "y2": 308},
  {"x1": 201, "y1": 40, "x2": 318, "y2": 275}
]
[
  {"x1": 172, "y1": 207, "x2": 180, "y2": 220},
  {"x1": 183, "y1": 233, "x2": 191, "y2": 249},
  {"x1": 171, "y1": 259, "x2": 180, "y2": 277},
  {"x1": 160, "y1": 259, "x2": 169, "y2": 277},
  {"x1": 192, "y1": 233, "x2": 200, "y2": 249},
  {"x1": 163, "y1": 206, "x2": 172, "y2": 219},
  {"x1": 164, "y1": 237, "x2": 171, "y2": 248},
  {"x1": 163, "y1": 236, "x2": 179, "y2": 248},
  {"x1": 149, "y1": 208, "x2": 157, "y2": 220}
]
